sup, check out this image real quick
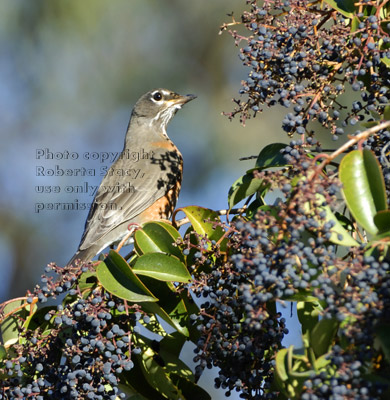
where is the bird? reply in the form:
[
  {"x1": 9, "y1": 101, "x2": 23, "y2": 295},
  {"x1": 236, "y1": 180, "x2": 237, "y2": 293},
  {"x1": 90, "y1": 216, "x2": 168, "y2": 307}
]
[{"x1": 68, "y1": 88, "x2": 196, "y2": 266}]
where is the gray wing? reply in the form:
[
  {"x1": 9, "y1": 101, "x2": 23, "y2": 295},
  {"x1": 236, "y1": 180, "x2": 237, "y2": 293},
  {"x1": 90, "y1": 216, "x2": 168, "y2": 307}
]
[{"x1": 78, "y1": 147, "x2": 182, "y2": 251}]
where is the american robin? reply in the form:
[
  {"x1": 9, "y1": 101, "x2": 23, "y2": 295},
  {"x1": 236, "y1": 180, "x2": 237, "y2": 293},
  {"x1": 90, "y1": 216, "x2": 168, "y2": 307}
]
[{"x1": 68, "y1": 88, "x2": 196, "y2": 265}]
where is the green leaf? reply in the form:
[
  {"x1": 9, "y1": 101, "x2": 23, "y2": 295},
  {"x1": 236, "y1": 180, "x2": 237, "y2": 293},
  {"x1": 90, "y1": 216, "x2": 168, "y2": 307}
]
[
  {"x1": 361, "y1": 121, "x2": 380, "y2": 129},
  {"x1": 323, "y1": 0, "x2": 355, "y2": 17},
  {"x1": 0, "y1": 345, "x2": 7, "y2": 360},
  {"x1": 25, "y1": 306, "x2": 56, "y2": 331},
  {"x1": 382, "y1": 56, "x2": 390, "y2": 68},
  {"x1": 133, "y1": 253, "x2": 191, "y2": 283},
  {"x1": 134, "y1": 222, "x2": 183, "y2": 261},
  {"x1": 384, "y1": 105, "x2": 390, "y2": 121},
  {"x1": 158, "y1": 340, "x2": 194, "y2": 382},
  {"x1": 245, "y1": 198, "x2": 265, "y2": 219},
  {"x1": 139, "y1": 277, "x2": 191, "y2": 336},
  {"x1": 159, "y1": 332, "x2": 187, "y2": 359},
  {"x1": 304, "y1": 194, "x2": 359, "y2": 246},
  {"x1": 170, "y1": 374, "x2": 211, "y2": 400},
  {"x1": 77, "y1": 270, "x2": 98, "y2": 292},
  {"x1": 275, "y1": 348, "x2": 289, "y2": 382},
  {"x1": 96, "y1": 250, "x2": 157, "y2": 303},
  {"x1": 374, "y1": 210, "x2": 390, "y2": 234},
  {"x1": 310, "y1": 317, "x2": 339, "y2": 357},
  {"x1": 314, "y1": 354, "x2": 331, "y2": 370},
  {"x1": 228, "y1": 173, "x2": 266, "y2": 209},
  {"x1": 350, "y1": 16, "x2": 360, "y2": 32},
  {"x1": 139, "y1": 344, "x2": 183, "y2": 399},
  {"x1": 121, "y1": 355, "x2": 167, "y2": 400},
  {"x1": 363, "y1": 149, "x2": 388, "y2": 211},
  {"x1": 273, "y1": 349, "x2": 290, "y2": 398},
  {"x1": 255, "y1": 143, "x2": 288, "y2": 169},
  {"x1": 163, "y1": 291, "x2": 193, "y2": 338},
  {"x1": 179, "y1": 289, "x2": 201, "y2": 342},
  {"x1": 126, "y1": 395, "x2": 149, "y2": 400},
  {"x1": 340, "y1": 149, "x2": 387, "y2": 235},
  {"x1": 177, "y1": 206, "x2": 226, "y2": 243},
  {"x1": 282, "y1": 291, "x2": 321, "y2": 303},
  {"x1": 141, "y1": 301, "x2": 189, "y2": 337},
  {"x1": 0, "y1": 299, "x2": 34, "y2": 347},
  {"x1": 375, "y1": 324, "x2": 390, "y2": 362},
  {"x1": 297, "y1": 301, "x2": 320, "y2": 335}
]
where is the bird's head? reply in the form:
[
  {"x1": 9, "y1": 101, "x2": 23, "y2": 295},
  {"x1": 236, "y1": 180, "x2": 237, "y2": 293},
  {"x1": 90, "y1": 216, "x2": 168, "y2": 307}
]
[{"x1": 131, "y1": 88, "x2": 196, "y2": 132}]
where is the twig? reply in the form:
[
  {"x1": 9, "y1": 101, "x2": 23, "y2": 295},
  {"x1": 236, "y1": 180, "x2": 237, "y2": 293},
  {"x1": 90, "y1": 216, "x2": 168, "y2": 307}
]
[
  {"x1": 311, "y1": 120, "x2": 390, "y2": 179},
  {"x1": 239, "y1": 155, "x2": 258, "y2": 161}
]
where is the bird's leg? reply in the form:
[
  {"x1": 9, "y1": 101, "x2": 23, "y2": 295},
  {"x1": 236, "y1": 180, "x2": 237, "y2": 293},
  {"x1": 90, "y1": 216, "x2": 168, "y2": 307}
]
[{"x1": 116, "y1": 223, "x2": 141, "y2": 252}]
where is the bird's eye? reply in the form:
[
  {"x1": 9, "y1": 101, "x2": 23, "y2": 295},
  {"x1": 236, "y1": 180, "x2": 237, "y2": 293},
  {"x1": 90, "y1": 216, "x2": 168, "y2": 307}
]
[{"x1": 153, "y1": 92, "x2": 163, "y2": 101}]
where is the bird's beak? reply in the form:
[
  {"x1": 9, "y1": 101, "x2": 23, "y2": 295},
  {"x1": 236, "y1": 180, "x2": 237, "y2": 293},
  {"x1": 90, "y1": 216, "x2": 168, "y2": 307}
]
[
  {"x1": 182, "y1": 94, "x2": 197, "y2": 103},
  {"x1": 169, "y1": 93, "x2": 197, "y2": 106}
]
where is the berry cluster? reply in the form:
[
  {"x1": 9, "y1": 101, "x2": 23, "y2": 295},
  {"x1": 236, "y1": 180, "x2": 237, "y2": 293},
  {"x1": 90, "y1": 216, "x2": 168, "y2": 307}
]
[
  {"x1": 0, "y1": 264, "x2": 137, "y2": 400},
  {"x1": 303, "y1": 252, "x2": 390, "y2": 399},
  {"x1": 224, "y1": 0, "x2": 390, "y2": 138},
  {"x1": 191, "y1": 146, "x2": 345, "y2": 398}
]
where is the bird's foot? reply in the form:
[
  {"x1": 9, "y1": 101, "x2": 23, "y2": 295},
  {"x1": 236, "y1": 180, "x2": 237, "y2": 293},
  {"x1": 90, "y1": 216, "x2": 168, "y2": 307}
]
[{"x1": 116, "y1": 223, "x2": 141, "y2": 252}]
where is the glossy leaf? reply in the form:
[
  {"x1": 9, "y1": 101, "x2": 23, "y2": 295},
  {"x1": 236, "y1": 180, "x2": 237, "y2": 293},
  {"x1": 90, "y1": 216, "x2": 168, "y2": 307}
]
[
  {"x1": 303, "y1": 193, "x2": 359, "y2": 246},
  {"x1": 350, "y1": 16, "x2": 360, "y2": 32},
  {"x1": 96, "y1": 250, "x2": 157, "y2": 303},
  {"x1": 159, "y1": 332, "x2": 187, "y2": 359},
  {"x1": 72, "y1": 270, "x2": 98, "y2": 296},
  {"x1": 179, "y1": 289, "x2": 201, "y2": 342},
  {"x1": 375, "y1": 324, "x2": 390, "y2": 362},
  {"x1": 140, "y1": 346, "x2": 182, "y2": 399},
  {"x1": 382, "y1": 56, "x2": 390, "y2": 68},
  {"x1": 158, "y1": 337, "x2": 194, "y2": 382},
  {"x1": 273, "y1": 348, "x2": 290, "y2": 398},
  {"x1": 126, "y1": 395, "x2": 149, "y2": 400},
  {"x1": 245, "y1": 198, "x2": 265, "y2": 219},
  {"x1": 133, "y1": 253, "x2": 191, "y2": 283},
  {"x1": 297, "y1": 301, "x2": 320, "y2": 335},
  {"x1": 141, "y1": 301, "x2": 189, "y2": 337},
  {"x1": 122, "y1": 355, "x2": 167, "y2": 400},
  {"x1": 361, "y1": 121, "x2": 379, "y2": 129},
  {"x1": 228, "y1": 172, "x2": 266, "y2": 209},
  {"x1": 282, "y1": 290, "x2": 322, "y2": 303},
  {"x1": 374, "y1": 210, "x2": 390, "y2": 234},
  {"x1": 0, "y1": 299, "x2": 34, "y2": 347},
  {"x1": 310, "y1": 317, "x2": 338, "y2": 357},
  {"x1": 340, "y1": 149, "x2": 387, "y2": 235},
  {"x1": 384, "y1": 105, "x2": 390, "y2": 121},
  {"x1": 0, "y1": 345, "x2": 6, "y2": 360},
  {"x1": 255, "y1": 142, "x2": 288, "y2": 169},
  {"x1": 314, "y1": 354, "x2": 331, "y2": 370},
  {"x1": 176, "y1": 206, "x2": 226, "y2": 243},
  {"x1": 363, "y1": 149, "x2": 387, "y2": 211},
  {"x1": 134, "y1": 221, "x2": 183, "y2": 261},
  {"x1": 170, "y1": 374, "x2": 211, "y2": 400},
  {"x1": 275, "y1": 348, "x2": 289, "y2": 382},
  {"x1": 26, "y1": 306, "x2": 56, "y2": 331},
  {"x1": 139, "y1": 277, "x2": 191, "y2": 336},
  {"x1": 133, "y1": 334, "x2": 210, "y2": 399},
  {"x1": 323, "y1": 0, "x2": 355, "y2": 17}
]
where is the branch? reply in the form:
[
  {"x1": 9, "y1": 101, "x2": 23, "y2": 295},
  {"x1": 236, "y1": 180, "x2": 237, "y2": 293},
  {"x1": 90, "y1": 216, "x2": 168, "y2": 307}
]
[{"x1": 311, "y1": 120, "x2": 390, "y2": 179}]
